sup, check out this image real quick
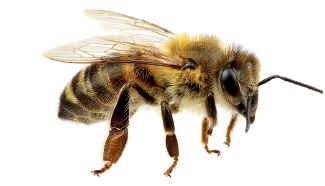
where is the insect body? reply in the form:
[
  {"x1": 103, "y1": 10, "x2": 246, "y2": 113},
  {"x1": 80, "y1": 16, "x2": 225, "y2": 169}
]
[{"x1": 42, "y1": 9, "x2": 323, "y2": 178}]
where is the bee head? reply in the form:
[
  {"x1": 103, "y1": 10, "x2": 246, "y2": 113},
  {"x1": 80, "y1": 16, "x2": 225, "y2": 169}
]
[
  {"x1": 216, "y1": 46, "x2": 323, "y2": 133},
  {"x1": 217, "y1": 48, "x2": 261, "y2": 132}
]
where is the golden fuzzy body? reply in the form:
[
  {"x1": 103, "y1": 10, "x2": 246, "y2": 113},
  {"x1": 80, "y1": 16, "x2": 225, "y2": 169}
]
[{"x1": 57, "y1": 33, "x2": 261, "y2": 125}]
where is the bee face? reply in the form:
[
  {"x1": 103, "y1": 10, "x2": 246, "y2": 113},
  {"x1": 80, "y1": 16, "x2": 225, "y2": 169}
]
[{"x1": 217, "y1": 48, "x2": 261, "y2": 121}]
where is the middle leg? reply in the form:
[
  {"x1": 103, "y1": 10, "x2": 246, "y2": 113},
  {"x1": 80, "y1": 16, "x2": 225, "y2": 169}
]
[
  {"x1": 161, "y1": 101, "x2": 179, "y2": 178},
  {"x1": 201, "y1": 92, "x2": 220, "y2": 156}
]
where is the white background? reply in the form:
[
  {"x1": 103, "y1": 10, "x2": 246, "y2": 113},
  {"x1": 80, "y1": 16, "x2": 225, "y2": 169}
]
[{"x1": 1, "y1": 0, "x2": 324, "y2": 185}]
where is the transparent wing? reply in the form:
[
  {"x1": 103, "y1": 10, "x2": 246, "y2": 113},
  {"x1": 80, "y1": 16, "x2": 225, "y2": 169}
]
[
  {"x1": 43, "y1": 10, "x2": 181, "y2": 68},
  {"x1": 43, "y1": 36, "x2": 122, "y2": 63},
  {"x1": 82, "y1": 9, "x2": 174, "y2": 46},
  {"x1": 42, "y1": 36, "x2": 182, "y2": 68}
]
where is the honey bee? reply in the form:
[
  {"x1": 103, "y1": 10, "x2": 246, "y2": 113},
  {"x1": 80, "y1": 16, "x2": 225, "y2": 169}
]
[{"x1": 42, "y1": 9, "x2": 323, "y2": 178}]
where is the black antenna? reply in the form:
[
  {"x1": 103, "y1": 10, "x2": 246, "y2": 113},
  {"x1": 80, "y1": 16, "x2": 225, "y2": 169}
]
[
  {"x1": 257, "y1": 75, "x2": 323, "y2": 94},
  {"x1": 245, "y1": 75, "x2": 323, "y2": 133}
]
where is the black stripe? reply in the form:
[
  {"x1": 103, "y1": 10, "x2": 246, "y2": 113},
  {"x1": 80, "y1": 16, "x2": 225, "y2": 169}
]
[
  {"x1": 89, "y1": 64, "x2": 116, "y2": 104},
  {"x1": 132, "y1": 83, "x2": 156, "y2": 105},
  {"x1": 58, "y1": 104, "x2": 77, "y2": 121},
  {"x1": 72, "y1": 70, "x2": 110, "y2": 112},
  {"x1": 59, "y1": 90, "x2": 88, "y2": 117}
]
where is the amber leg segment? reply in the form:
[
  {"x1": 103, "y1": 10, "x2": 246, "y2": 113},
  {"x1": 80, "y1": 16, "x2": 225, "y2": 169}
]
[
  {"x1": 224, "y1": 114, "x2": 238, "y2": 147},
  {"x1": 201, "y1": 118, "x2": 220, "y2": 156},
  {"x1": 92, "y1": 83, "x2": 131, "y2": 176},
  {"x1": 201, "y1": 92, "x2": 220, "y2": 156},
  {"x1": 161, "y1": 101, "x2": 179, "y2": 178}
]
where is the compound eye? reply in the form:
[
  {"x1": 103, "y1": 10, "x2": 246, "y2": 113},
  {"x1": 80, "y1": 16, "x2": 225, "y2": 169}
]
[{"x1": 221, "y1": 68, "x2": 239, "y2": 96}]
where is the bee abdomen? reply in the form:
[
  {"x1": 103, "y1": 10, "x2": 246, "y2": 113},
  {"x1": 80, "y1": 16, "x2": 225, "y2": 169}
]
[{"x1": 58, "y1": 63, "x2": 127, "y2": 124}]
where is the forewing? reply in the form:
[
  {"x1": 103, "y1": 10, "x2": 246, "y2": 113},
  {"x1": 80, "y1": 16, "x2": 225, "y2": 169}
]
[
  {"x1": 42, "y1": 36, "x2": 182, "y2": 68},
  {"x1": 82, "y1": 9, "x2": 174, "y2": 46},
  {"x1": 43, "y1": 10, "x2": 181, "y2": 67},
  {"x1": 43, "y1": 36, "x2": 120, "y2": 63}
]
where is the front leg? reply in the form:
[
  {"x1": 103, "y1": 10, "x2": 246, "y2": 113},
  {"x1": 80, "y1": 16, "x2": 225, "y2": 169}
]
[
  {"x1": 161, "y1": 101, "x2": 179, "y2": 178},
  {"x1": 224, "y1": 114, "x2": 238, "y2": 147},
  {"x1": 201, "y1": 92, "x2": 220, "y2": 156}
]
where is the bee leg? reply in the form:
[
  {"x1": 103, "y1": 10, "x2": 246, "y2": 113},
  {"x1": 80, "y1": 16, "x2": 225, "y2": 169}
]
[
  {"x1": 161, "y1": 101, "x2": 179, "y2": 178},
  {"x1": 201, "y1": 118, "x2": 220, "y2": 156},
  {"x1": 224, "y1": 114, "x2": 238, "y2": 147},
  {"x1": 201, "y1": 92, "x2": 220, "y2": 156},
  {"x1": 91, "y1": 83, "x2": 132, "y2": 176}
]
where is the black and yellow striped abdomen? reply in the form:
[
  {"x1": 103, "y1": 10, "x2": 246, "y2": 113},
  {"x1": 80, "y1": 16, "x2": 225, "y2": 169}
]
[
  {"x1": 58, "y1": 63, "x2": 128, "y2": 124},
  {"x1": 58, "y1": 62, "x2": 164, "y2": 124}
]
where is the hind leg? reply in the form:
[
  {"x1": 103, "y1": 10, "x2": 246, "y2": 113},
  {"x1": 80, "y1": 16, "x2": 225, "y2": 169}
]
[
  {"x1": 91, "y1": 82, "x2": 158, "y2": 176},
  {"x1": 92, "y1": 83, "x2": 131, "y2": 176}
]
